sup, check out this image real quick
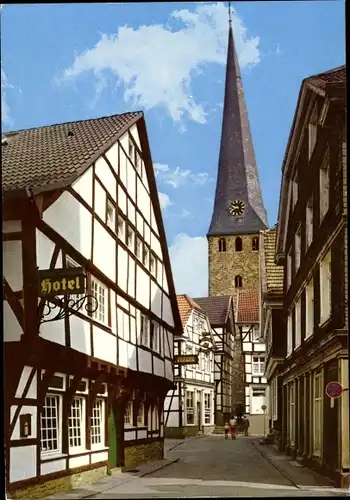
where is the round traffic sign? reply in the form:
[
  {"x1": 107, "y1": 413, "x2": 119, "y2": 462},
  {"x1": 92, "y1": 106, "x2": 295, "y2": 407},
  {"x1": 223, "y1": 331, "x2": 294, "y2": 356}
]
[
  {"x1": 261, "y1": 404, "x2": 267, "y2": 411},
  {"x1": 325, "y1": 381, "x2": 343, "y2": 399}
]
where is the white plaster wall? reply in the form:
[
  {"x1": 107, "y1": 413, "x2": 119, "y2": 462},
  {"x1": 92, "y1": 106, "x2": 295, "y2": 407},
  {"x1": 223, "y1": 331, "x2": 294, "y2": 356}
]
[
  {"x1": 136, "y1": 212, "x2": 143, "y2": 234},
  {"x1": 128, "y1": 200, "x2": 136, "y2": 225},
  {"x1": 36, "y1": 231, "x2": 56, "y2": 271},
  {"x1": 69, "y1": 315, "x2": 92, "y2": 356},
  {"x1": 118, "y1": 185, "x2": 127, "y2": 215},
  {"x1": 3, "y1": 240, "x2": 23, "y2": 291},
  {"x1": 162, "y1": 295, "x2": 174, "y2": 328},
  {"x1": 127, "y1": 163, "x2": 136, "y2": 202},
  {"x1": 129, "y1": 124, "x2": 141, "y2": 149},
  {"x1": 243, "y1": 342, "x2": 252, "y2": 352},
  {"x1": 128, "y1": 257, "x2": 135, "y2": 298},
  {"x1": 44, "y1": 191, "x2": 92, "y2": 261},
  {"x1": 93, "y1": 220, "x2": 116, "y2": 281},
  {"x1": 117, "y1": 294, "x2": 129, "y2": 310},
  {"x1": 110, "y1": 290, "x2": 117, "y2": 333},
  {"x1": 150, "y1": 207, "x2": 159, "y2": 236},
  {"x1": 119, "y1": 148, "x2": 128, "y2": 187},
  {"x1": 136, "y1": 265, "x2": 150, "y2": 309},
  {"x1": 137, "y1": 429, "x2": 147, "y2": 439},
  {"x1": 150, "y1": 234, "x2": 162, "y2": 262},
  {"x1": 10, "y1": 405, "x2": 37, "y2": 440},
  {"x1": 95, "y1": 157, "x2": 117, "y2": 202},
  {"x1": 40, "y1": 318, "x2": 66, "y2": 346},
  {"x1": 10, "y1": 445, "x2": 36, "y2": 483},
  {"x1": 93, "y1": 327, "x2": 117, "y2": 365},
  {"x1": 41, "y1": 458, "x2": 66, "y2": 475},
  {"x1": 3, "y1": 302, "x2": 23, "y2": 342},
  {"x1": 125, "y1": 431, "x2": 136, "y2": 441},
  {"x1": 3, "y1": 220, "x2": 21, "y2": 233},
  {"x1": 130, "y1": 316, "x2": 136, "y2": 344},
  {"x1": 105, "y1": 141, "x2": 119, "y2": 177},
  {"x1": 153, "y1": 357, "x2": 164, "y2": 378},
  {"x1": 137, "y1": 181, "x2": 150, "y2": 224},
  {"x1": 91, "y1": 450, "x2": 108, "y2": 464},
  {"x1": 118, "y1": 246, "x2": 128, "y2": 293},
  {"x1": 144, "y1": 223, "x2": 151, "y2": 246},
  {"x1": 15, "y1": 367, "x2": 37, "y2": 399},
  {"x1": 118, "y1": 339, "x2": 137, "y2": 371},
  {"x1": 254, "y1": 344, "x2": 266, "y2": 352},
  {"x1": 94, "y1": 181, "x2": 106, "y2": 222},
  {"x1": 165, "y1": 359, "x2": 173, "y2": 381},
  {"x1": 150, "y1": 281, "x2": 162, "y2": 319},
  {"x1": 162, "y1": 269, "x2": 169, "y2": 294},
  {"x1": 138, "y1": 348, "x2": 152, "y2": 373},
  {"x1": 167, "y1": 411, "x2": 179, "y2": 427},
  {"x1": 72, "y1": 167, "x2": 93, "y2": 207},
  {"x1": 164, "y1": 331, "x2": 170, "y2": 358},
  {"x1": 69, "y1": 455, "x2": 90, "y2": 469}
]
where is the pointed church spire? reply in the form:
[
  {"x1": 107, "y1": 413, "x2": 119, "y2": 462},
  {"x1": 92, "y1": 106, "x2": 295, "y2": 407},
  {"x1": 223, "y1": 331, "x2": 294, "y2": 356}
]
[{"x1": 207, "y1": 13, "x2": 268, "y2": 236}]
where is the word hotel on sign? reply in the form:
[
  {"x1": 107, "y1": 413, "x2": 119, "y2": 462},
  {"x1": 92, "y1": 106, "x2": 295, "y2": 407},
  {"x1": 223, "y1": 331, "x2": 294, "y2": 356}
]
[{"x1": 40, "y1": 276, "x2": 83, "y2": 296}]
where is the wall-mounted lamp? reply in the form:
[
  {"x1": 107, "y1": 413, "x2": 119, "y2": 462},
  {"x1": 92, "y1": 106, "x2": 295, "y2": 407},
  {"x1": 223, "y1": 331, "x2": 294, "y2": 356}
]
[{"x1": 19, "y1": 414, "x2": 32, "y2": 438}]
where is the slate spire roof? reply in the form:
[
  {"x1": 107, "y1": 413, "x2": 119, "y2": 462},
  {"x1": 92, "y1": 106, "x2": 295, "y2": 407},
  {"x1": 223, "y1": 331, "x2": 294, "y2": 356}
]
[{"x1": 207, "y1": 22, "x2": 268, "y2": 236}]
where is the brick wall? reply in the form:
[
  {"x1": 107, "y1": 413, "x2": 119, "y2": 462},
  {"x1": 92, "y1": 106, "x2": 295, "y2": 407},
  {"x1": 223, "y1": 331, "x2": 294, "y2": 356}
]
[
  {"x1": 124, "y1": 439, "x2": 163, "y2": 469},
  {"x1": 208, "y1": 234, "x2": 260, "y2": 297}
]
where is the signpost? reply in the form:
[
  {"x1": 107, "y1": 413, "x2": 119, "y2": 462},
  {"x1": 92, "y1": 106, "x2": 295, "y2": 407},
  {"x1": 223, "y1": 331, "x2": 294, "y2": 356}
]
[
  {"x1": 325, "y1": 381, "x2": 343, "y2": 409},
  {"x1": 261, "y1": 404, "x2": 267, "y2": 437},
  {"x1": 174, "y1": 355, "x2": 199, "y2": 365}
]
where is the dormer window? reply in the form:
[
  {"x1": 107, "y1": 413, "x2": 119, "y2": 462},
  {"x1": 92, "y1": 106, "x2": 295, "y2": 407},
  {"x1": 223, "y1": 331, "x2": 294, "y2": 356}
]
[
  {"x1": 252, "y1": 237, "x2": 259, "y2": 251},
  {"x1": 308, "y1": 107, "x2": 317, "y2": 160},
  {"x1": 235, "y1": 237, "x2": 243, "y2": 252},
  {"x1": 218, "y1": 238, "x2": 226, "y2": 252},
  {"x1": 234, "y1": 275, "x2": 243, "y2": 288}
]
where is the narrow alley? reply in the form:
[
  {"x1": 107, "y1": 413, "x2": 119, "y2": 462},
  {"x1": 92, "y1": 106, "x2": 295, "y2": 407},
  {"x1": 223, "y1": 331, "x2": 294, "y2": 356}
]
[{"x1": 45, "y1": 436, "x2": 349, "y2": 499}]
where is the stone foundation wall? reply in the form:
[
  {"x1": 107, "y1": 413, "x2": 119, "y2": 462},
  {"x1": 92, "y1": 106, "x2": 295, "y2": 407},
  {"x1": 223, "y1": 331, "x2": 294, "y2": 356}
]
[
  {"x1": 7, "y1": 465, "x2": 107, "y2": 500},
  {"x1": 124, "y1": 439, "x2": 163, "y2": 469}
]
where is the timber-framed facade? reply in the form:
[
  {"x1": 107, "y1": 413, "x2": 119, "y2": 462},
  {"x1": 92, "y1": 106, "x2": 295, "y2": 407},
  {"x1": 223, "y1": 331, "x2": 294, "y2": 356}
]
[
  {"x1": 3, "y1": 112, "x2": 182, "y2": 498},
  {"x1": 275, "y1": 66, "x2": 348, "y2": 487}
]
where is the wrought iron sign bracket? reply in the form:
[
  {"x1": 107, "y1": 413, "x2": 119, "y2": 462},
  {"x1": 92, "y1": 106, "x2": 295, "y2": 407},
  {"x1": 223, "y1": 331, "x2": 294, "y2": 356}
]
[{"x1": 39, "y1": 294, "x2": 98, "y2": 325}]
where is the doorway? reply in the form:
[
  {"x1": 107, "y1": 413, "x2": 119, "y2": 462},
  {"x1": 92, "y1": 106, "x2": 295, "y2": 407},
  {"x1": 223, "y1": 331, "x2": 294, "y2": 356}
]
[
  {"x1": 108, "y1": 402, "x2": 123, "y2": 470},
  {"x1": 251, "y1": 387, "x2": 267, "y2": 414}
]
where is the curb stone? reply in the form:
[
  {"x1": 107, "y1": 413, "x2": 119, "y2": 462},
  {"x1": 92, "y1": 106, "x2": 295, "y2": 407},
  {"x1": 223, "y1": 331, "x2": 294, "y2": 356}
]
[{"x1": 165, "y1": 433, "x2": 205, "y2": 453}]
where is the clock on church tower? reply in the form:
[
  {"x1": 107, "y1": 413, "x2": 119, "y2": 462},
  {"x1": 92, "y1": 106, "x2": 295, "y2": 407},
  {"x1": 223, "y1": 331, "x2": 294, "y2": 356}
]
[{"x1": 228, "y1": 200, "x2": 245, "y2": 217}]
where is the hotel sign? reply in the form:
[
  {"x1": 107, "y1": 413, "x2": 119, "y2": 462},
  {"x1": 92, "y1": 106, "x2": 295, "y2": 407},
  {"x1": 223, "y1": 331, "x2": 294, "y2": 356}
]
[
  {"x1": 38, "y1": 268, "x2": 86, "y2": 297},
  {"x1": 174, "y1": 355, "x2": 199, "y2": 365}
]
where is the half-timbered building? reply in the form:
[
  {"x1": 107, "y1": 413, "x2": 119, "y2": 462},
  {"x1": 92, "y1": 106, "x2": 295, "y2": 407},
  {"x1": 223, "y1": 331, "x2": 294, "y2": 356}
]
[
  {"x1": 259, "y1": 227, "x2": 285, "y2": 442},
  {"x1": 235, "y1": 289, "x2": 268, "y2": 435},
  {"x1": 275, "y1": 65, "x2": 348, "y2": 487},
  {"x1": 164, "y1": 295, "x2": 215, "y2": 438},
  {"x1": 193, "y1": 296, "x2": 241, "y2": 427},
  {"x1": 2, "y1": 112, "x2": 182, "y2": 498}
]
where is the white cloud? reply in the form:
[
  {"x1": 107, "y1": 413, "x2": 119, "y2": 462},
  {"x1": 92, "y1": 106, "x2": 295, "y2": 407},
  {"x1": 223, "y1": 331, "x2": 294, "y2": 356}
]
[
  {"x1": 57, "y1": 3, "x2": 260, "y2": 124},
  {"x1": 158, "y1": 192, "x2": 173, "y2": 210},
  {"x1": 154, "y1": 162, "x2": 213, "y2": 188},
  {"x1": 169, "y1": 233, "x2": 208, "y2": 297},
  {"x1": 1, "y1": 69, "x2": 14, "y2": 125}
]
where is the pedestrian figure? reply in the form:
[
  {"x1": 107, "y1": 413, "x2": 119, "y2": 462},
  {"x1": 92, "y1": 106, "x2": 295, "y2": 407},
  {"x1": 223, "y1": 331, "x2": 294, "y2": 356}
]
[
  {"x1": 229, "y1": 415, "x2": 237, "y2": 440},
  {"x1": 243, "y1": 415, "x2": 250, "y2": 436},
  {"x1": 224, "y1": 421, "x2": 230, "y2": 440}
]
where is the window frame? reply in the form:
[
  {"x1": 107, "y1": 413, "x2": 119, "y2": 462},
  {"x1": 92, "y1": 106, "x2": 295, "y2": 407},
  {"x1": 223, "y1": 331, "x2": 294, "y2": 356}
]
[
  {"x1": 68, "y1": 396, "x2": 86, "y2": 452},
  {"x1": 117, "y1": 215, "x2": 126, "y2": 242},
  {"x1": 234, "y1": 275, "x2": 243, "y2": 288},
  {"x1": 319, "y1": 152, "x2": 330, "y2": 222},
  {"x1": 140, "y1": 314, "x2": 150, "y2": 348},
  {"x1": 294, "y1": 298, "x2": 301, "y2": 349},
  {"x1": 312, "y1": 371, "x2": 323, "y2": 457},
  {"x1": 91, "y1": 398, "x2": 105, "y2": 449},
  {"x1": 127, "y1": 226, "x2": 135, "y2": 252},
  {"x1": 289, "y1": 382, "x2": 296, "y2": 447},
  {"x1": 294, "y1": 226, "x2": 301, "y2": 274},
  {"x1": 41, "y1": 394, "x2": 62, "y2": 457},
  {"x1": 252, "y1": 355, "x2": 265, "y2": 376},
  {"x1": 137, "y1": 402, "x2": 145, "y2": 427},
  {"x1": 204, "y1": 393, "x2": 211, "y2": 425},
  {"x1": 185, "y1": 390, "x2": 195, "y2": 426},
  {"x1": 218, "y1": 238, "x2": 226, "y2": 253},
  {"x1": 124, "y1": 400, "x2": 133, "y2": 427},
  {"x1": 287, "y1": 311, "x2": 293, "y2": 357},
  {"x1": 106, "y1": 200, "x2": 115, "y2": 231},
  {"x1": 235, "y1": 237, "x2": 243, "y2": 252},
  {"x1": 252, "y1": 237, "x2": 259, "y2": 251},
  {"x1": 305, "y1": 195, "x2": 313, "y2": 251},
  {"x1": 91, "y1": 277, "x2": 108, "y2": 325},
  {"x1": 151, "y1": 321, "x2": 160, "y2": 353},
  {"x1": 305, "y1": 278, "x2": 314, "y2": 338}
]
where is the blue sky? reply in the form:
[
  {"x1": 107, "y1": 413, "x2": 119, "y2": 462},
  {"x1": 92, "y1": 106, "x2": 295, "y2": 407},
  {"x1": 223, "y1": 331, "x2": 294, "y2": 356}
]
[{"x1": 1, "y1": 2, "x2": 345, "y2": 296}]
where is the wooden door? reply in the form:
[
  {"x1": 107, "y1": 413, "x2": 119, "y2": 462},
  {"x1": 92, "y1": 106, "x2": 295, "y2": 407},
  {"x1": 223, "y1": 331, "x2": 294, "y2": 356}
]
[{"x1": 108, "y1": 403, "x2": 124, "y2": 469}]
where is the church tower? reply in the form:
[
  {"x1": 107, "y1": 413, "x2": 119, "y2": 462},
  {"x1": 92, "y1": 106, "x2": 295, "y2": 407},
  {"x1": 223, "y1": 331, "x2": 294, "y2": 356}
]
[{"x1": 208, "y1": 16, "x2": 268, "y2": 298}]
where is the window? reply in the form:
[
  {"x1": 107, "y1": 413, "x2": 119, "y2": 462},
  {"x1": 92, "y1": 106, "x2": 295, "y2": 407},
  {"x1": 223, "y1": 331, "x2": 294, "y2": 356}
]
[
  {"x1": 106, "y1": 200, "x2": 115, "y2": 230},
  {"x1": 185, "y1": 391, "x2": 195, "y2": 425},
  {"x1": 252, "y1": 356, "x2": 265, "y2": 376},
  {"x1": 204, "y1": 394, "x2": 211, "y2": 424},
  {"x1": 137, "y1": 403, "x2": 145, "y2": 426},
  {"x1": 136, "y1": 236, "x2": 142, "y2": 259},
  {"x1": 295, "y1": 226, "x2": 301, "y2": 273},
  {"x1": 151, "y1": 321, "x2": 160, "y2": 353},
  {"x1": 91, "y1": 278, "x2": 107, "y2": 324},
  {"x1": 320, "y1": 152, "x2": 330, "y2": 221},
  {"x1": 291, "y1": 172, "x2": 298, "y2": 209},
  {"x1": 289, "y1": 383, "x2": 295, "y2": 446},
  {"x1": 124, "y1": 400, "x2": 133, "y2": 426},
  {"x1": 252, "y1": 237, "x2": 259, "y2": 251},
  {"x1": 320, "y1": 250, "x2": 331, "y2": 323},
  {"x1": 306, "y1": 196, "x2": 313, "y2": 250},
  {"x1": 91, "y1": 399, "x2": 104, "y2": 447},
  {"x1": 308, "y1": 108, "x2": 317, "y2": 160},
  {"x1": 295, "y1": 298, "x2": 301, "y2": 348},
  {"x1": 252, "y1": 325, "x2": 260, "y2": 342},
  {"x1": 313, "y1": 371, "x2": 322, "y2": 456},
  {"x1": 287, "y1": 311, "x2": 293, "y2": 356},
  {"x1": 150, "y1": 253, "x2": 157, "y2": 276},
  {"x1": 305, "y1": 278, "x2": 314, "y2": 338},
  {"x1": 127, "y1": 226, "x2": 135, "y2": 251},
  {"x1": 140, "y1": 314, "x2": 150, "y2": 347},
  {"x1": 41, "y1": 395, "x2": 61, "y2": 454},
  {"x1": 218, "y1": 238, "x2": 226, "y2": 252},
  {"x1": 235, "y1": 237, "x2": 243, "y2": 252},
  {"x1": 69, "y1": 397, "x2": 85, "y2": 449},
  {"x1": 128, "y1": 139, "x2": 134, "y2": 161},
  {"x1": 287, "y1": 250, "x2": 292, "y2": 290},
  {"x1": 143, "y1": 245, "x2": 149, "y2": 268},
  {"x1": 234, "y1": 275, "x2": 243, "y2": 288},
  {"x1": 117, "y1": 215, "x2": 125, "y2": 241}
]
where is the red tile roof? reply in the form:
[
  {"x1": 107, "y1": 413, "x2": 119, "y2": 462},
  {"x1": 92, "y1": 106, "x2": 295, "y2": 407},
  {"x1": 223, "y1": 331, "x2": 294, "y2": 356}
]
[
  {"x1": 236, "y1": 289, "x2": 259, "y2": 324},
  {"x1": 176, "y1": 295, "x2": 203, "y2": 330},
  {"x1": 312, "y1": 65, "x2": 345, "y2": 84}
]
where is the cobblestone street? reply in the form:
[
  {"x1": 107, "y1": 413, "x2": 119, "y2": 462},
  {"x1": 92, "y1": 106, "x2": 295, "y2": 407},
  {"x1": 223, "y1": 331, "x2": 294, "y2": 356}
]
[{"x1": 45, "y1": 436, "x2": 349, "y2": 498}]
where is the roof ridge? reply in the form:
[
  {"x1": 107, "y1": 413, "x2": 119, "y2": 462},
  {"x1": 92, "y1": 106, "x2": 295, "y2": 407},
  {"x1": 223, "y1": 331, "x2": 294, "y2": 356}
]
[{"x1": 4, "y1": 110, "x2": 144, "y2": 136}]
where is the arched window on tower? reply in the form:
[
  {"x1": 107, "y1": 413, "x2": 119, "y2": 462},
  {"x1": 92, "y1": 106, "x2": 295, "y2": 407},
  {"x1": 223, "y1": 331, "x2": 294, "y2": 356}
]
[
  {"x1": 235, "y1": 237, "x2": 243, "y2": 252},
  {"x1": 218, "y1": 238, "x2": 226, "y2": 252},
  {"x1": 252, "y1": 237, "x2": 259, "y2": 251},
  {"x1": 235, "y1": 275, "x2": 243, "y2": 288}
]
